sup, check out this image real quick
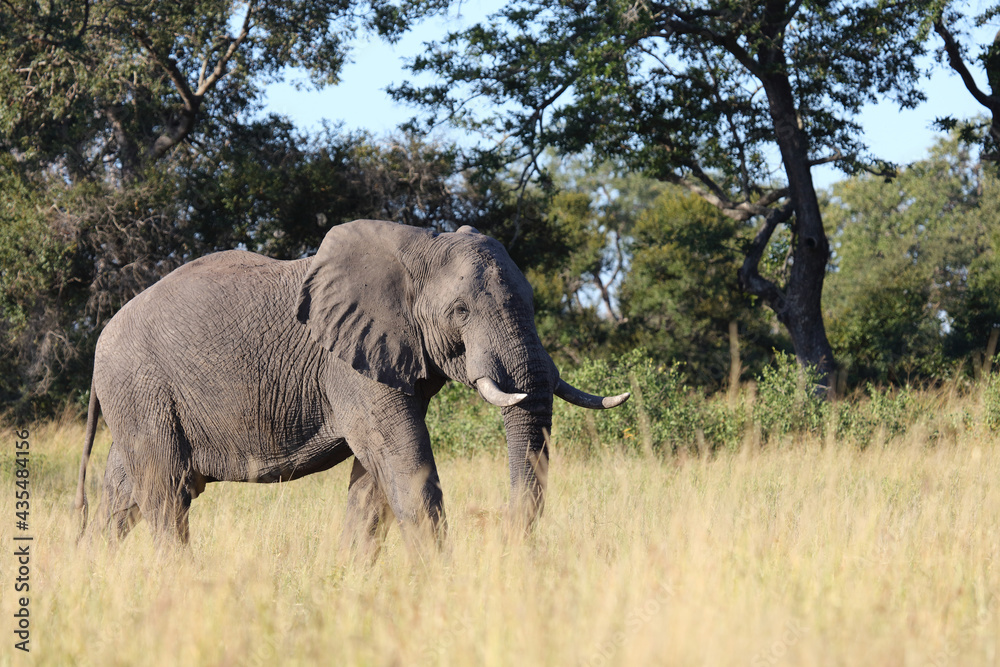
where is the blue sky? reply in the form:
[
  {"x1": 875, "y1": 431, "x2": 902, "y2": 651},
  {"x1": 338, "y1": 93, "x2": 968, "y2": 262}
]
[{"x1": 264, "y1": 1, "x2": 995, "y2": 190}]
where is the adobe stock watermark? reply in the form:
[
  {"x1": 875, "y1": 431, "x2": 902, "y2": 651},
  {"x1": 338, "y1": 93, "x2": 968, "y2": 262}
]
[
  {"x1": 750, "y1": 618, "x2": 807, "y2": 667},
  {"x1": 12, "y1": 428, "x2": 33, "y2": 653},
  {"x1": 586, "y1": 580, "x2": 676, "y2": 667},
  {"x1": 925, "y1": 596, "x2": 998, "y2": 667},
  {"x1": 420, "y1": 609, "x2": 477, "y2": 665}
]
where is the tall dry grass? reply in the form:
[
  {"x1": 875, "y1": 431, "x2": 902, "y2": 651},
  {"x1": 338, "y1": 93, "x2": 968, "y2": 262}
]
[{"x1": 2, "y1": 387, "x2": 999, "y2": 666}]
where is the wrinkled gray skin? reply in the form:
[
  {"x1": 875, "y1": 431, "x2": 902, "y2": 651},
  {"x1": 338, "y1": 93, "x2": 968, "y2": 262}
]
[{"x1": 75, "y1": 220, "x2": 627, "y2": 557}]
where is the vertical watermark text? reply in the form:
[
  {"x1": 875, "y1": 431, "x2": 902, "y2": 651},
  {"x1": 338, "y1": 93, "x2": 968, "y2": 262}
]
[{"x1": 12, "y1": 428, "x2": 32, "y2": 652}]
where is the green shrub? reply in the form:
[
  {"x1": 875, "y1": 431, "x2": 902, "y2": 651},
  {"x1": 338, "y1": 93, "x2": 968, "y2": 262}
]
[
  {"x1": 553, "y1": 348, "x2": 714, "y2": 454},
  {"x1": 425, "y1": 349, "x2": 958, "y2": 458},
  {"x1": 700, "y1": 399, "x2": 748, "y2": 453},
  {"x1": 753, "y1": 351, "x2": 828, "y2": 441},
  {"x1": 982, "y1": 371, "x2": 1000, "y2": 432},
  {"x1": 835, "y1": 383, "x2": 916, "y2": 447},
  {"x1": 425, "y1": 381, "x2": 506, "y2": 456}
]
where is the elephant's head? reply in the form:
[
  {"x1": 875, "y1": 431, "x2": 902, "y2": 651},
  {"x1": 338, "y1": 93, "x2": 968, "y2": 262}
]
[{"x1": 296, "y1": 220, "x2": 628, "y2": 526}]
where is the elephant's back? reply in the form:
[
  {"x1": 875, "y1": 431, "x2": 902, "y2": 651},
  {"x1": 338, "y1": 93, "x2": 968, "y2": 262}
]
[
  {"x1": 97, "y1": 250, "x2": 309, "y2": 352},
  {"x1": 93, "y1": 250, "x2": 320, "y2": 427}
]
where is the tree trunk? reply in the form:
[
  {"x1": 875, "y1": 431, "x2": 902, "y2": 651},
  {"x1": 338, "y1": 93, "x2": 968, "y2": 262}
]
[
  {"x1": 988, "y1": 29, "x2": 1000, "y2": 156},
  {"x1": 758, "y1": 52, "x2": 836, "y2": 386}
]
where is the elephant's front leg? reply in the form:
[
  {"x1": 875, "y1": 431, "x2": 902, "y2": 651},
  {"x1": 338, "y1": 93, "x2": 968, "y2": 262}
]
[
  {"x1": 339, "y1": 457, "x2": 393, "y2": 563},
  {"x1": 343, "y1": 392, "x2": 446, "y2": 559}
]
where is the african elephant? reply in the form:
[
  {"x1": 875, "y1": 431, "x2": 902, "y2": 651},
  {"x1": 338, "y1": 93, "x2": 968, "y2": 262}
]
[{"x1": 74, "y1": 220, "x2": 628, "y2": 555}]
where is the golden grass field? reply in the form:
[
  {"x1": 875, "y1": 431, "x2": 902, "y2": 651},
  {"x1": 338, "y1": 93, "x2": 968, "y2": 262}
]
[{"x1": 1, "y1": 392, "x2": 999, "y2": 666}]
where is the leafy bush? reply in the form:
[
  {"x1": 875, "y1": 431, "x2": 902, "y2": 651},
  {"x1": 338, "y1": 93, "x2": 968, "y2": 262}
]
[
  {"x1": 983, "y1": 371, "x2": 1000, "y2": 432},
  {"x1": 553, "y1": 349, "x2": 708, "y2": 454},
  {"x1": 700, "y1": 399, "x2": 748, "y2": 453},
  {"x1": 753, "y1": 351, "x2": 828, "y2": 441},
  {"x1": 425, "y1": 349, "x2": 973, "y2": 458},
  {"x1": 425, "y1": 381, "x2": 506, "y2": 457},
  {"x1": 426, "y1": 349, "x2": 728, "y2": 456},
  {"x1": 834, "y1": 384, "x2": 916, "y2": 447}
]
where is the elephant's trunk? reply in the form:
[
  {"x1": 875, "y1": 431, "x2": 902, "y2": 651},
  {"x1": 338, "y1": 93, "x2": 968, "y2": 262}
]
[
  {"x1": 500, "y1": 374, "x2": 552, "y2": 530},
  {"x1": 467, "y1": 337, "x2": 553, "y2": 528},
  {"x1": 471, "y1": 338, "x2": 629, "y2": 530}
]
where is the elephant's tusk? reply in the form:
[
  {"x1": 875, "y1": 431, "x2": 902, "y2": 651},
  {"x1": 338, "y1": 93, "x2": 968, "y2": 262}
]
[
  {"x1": 475, "y1": 377, "x2": 528, "y2": 407},
  {"x1": 555, "y1": 379, "x2": 630, "y2": 409}
]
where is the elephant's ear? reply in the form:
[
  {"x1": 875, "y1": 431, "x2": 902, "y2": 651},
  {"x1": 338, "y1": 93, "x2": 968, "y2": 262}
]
[{"x1": 296, "y1": 220, "x2": 431, "y2": 396}]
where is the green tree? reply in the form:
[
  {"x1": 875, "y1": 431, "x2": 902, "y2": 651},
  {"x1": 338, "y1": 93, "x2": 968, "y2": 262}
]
[
  {"x1": 823, "y1": 136, "x2": 996, "y2": 383},
  {"x1": 0, "y1": 0, "x2": 455, "y2": 413},
  {"x1": 942, "y1": 167, "x2": 1000, "y2": 363},
  {"x1": 0, "y1": 0, "x2": 445, "y2": 183},
  {"x1": 0, "y1": 155, "x2": 83, "y2": 407},
  {"x1": 526, "y1": 188, "x2": 617, "y2": 363},
  {"x1": 620, "y1": 189, "x2": 783, "y2": 386},
  {"x1": 184, "y1": 123, "x2": 466, "y2": 258},
  {"x1": 394, "y1": 0, "x2": 931, "y2": 384},
  {"x1": 522, "y1": 158, "x2": 667, "y2": 363}
]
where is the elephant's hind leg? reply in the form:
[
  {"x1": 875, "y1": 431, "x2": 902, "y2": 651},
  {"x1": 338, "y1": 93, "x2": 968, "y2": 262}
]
[
  {"x1": 132, "y1": 457, "x2": 194, "y2": 547},
  {"x1": 98, "y1": 442, "x2": 141, "y2": 543},
  {"x1": 127, "y1": 408, "x2": 197, "y2": 547},
  {"x1": 139, "y1": 481, "x2": 193, "y2": 546},
  {"x1": 340, "y1": 456, "x2": 393, "y2": 563}
]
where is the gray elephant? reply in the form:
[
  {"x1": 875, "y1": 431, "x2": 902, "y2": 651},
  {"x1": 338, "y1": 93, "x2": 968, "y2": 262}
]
[{"x1": 74, "y1": 220, "x2": 628, "y2": 555}]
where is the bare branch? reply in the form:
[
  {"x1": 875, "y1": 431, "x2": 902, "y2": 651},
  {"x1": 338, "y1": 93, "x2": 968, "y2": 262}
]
[
  {"x1": 509, "y1": 141, "x2": 548, "y2": 248},
  {"x1": 660, "y1": 164, "x2": 789, "y2": 223},
  {"x1": 523, "y1": 79, "x2": 574, "y2": 140},
  {"x1": 103, "y1": 106, "x2": 140, "y2": 182},
  {"x1": 137, "y1": 2, "x2": 257, "y2": 163},
  {"x1": 933, "y1": 19, "x2": 999, "y2": 113},
  {"x1": 77, "y1": 0, "x2": 91, "y2": 39},
  {"x1": 785, "y1": 0, "x2": 805, "y2": 25},
  {"x1": 661, "y1": 172, "x2": 740, "y2": 217},
  {"x1": 807, "y1": 151, "x2": 842, "y2": 167},
  {"x1": 611, "y1": 231, "x2": 625, "y2": 285},
  {"x1": 737, "y1": 200, "x2": 795, "y2": 316},
  {"x1": 684, "y1": 162, "x2": 738, "y2": 209},
  {"x1": 748, "y1": 187, "x2": 789, "y2": 211},
  {"x1": 197, "y1": 55, "x2": 210, "y2": 90},
  {"x1": 635, "y1": 43, "x2": 677, "y2": 74},
  {"x1": 132, "y1": 29, "x2": 197, "y2": 110},
  {"x1": 194, "y1": 4, "x2": 254, "y2": 97},
  {"x1": 592, "y1": 271, "x2": 621, "y2": 322},
  {"x1": 657, "y1": 15, "x2": 776, "y2": 128},
  {"x1": 660, "y1": 13, "x2": 764, "y2": 79}
]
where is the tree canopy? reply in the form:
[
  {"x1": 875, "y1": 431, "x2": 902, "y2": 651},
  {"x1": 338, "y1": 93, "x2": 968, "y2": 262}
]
[
  {"x1": 394, "y1": 0, "x2": 935, "y2": 382},
  {"x1": 2, "y1": 0, "x2": 1000, "y2": 416},
  {"x1": 0, "y1": 0, "x2": 447, "y2": 182},
  {"x1": 823, "y1": 136, "x2": 1000, "y2": 384}
]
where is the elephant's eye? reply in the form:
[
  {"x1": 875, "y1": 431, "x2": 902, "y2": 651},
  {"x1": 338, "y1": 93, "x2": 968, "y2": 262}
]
[{"x1": 451, "y1": 301, "x2": 470, "y2": 324}]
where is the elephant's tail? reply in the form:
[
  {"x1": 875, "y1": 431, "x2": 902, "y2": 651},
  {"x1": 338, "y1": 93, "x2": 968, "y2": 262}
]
[{"x1": 75, "y1": 380, "x2": 99, "y2": 539}]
